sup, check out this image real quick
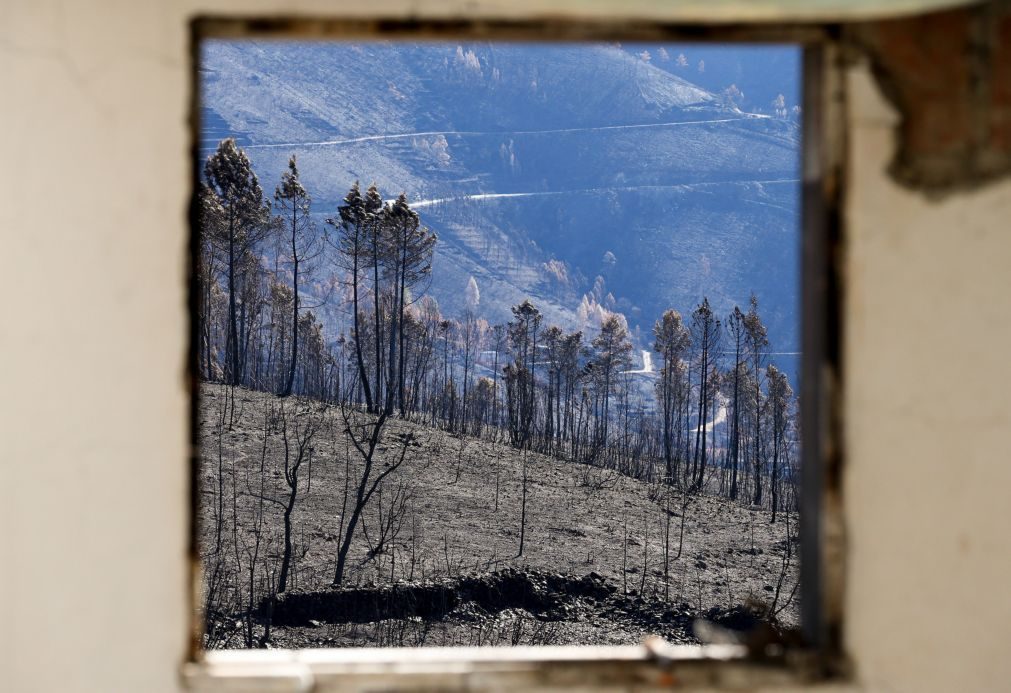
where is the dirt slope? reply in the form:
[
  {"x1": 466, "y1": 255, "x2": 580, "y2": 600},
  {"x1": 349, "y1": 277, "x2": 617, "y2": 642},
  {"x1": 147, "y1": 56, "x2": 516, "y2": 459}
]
[{"x1": 197, "y1": 383, "x2": 799, "y2": 648}]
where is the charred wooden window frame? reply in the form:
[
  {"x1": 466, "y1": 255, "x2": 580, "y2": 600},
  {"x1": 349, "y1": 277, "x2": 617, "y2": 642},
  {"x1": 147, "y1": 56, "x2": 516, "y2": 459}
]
[{"x1": 185, "y1": 15, "x2": 846, "y2": 690}]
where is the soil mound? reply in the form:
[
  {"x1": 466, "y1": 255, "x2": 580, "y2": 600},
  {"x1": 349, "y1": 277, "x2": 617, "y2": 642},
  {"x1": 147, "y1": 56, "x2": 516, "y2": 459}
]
[{"x1": 263, "y1": 569, "x2": 618, "y2": 626}]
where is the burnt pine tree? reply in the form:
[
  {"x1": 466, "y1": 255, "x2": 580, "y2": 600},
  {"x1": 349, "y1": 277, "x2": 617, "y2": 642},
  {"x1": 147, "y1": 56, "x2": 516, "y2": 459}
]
[
  {"x1": 384, "y1": 193, "x2": 436, "y2": 416},
  {"x1": 654, "y1": 309, "x2": 690, "y2": 485},
  {"x1": 689, "y1": 298, "x2": 721, "y2": 491},
  {"x1": 591, "y1": 314, "x2": 634, "y2": 452},
  {"x1": 236, "y1": 246, "x2": 267, "y2": 386},
  {"x1": 505, "y1": 300, "x2": 542, "y2": 448},
  {"x1": 766, "y1": 364, "x2": 793, "y2": 523},
  {"x1": 743, "y1": 294, "x2": 769, "y2": 505},
  {"x1": 726, "y1": 305, "x2": 746, "y2": 500},
  {"x1": 559, "y1": 330, "x2": 584, "y2": 453},
  {"x1": 274, "y1": 155, "x2": 321, "y2": 397},
  {"x1": 364, "y1": 184, "x2": 387, "y2": 409},
  {"x1": 329, "y1": 182, "x2": 375, "y2": 413},
  {"x1": 196, "y1": 183, "x2": 225, "y2": 380},
  {"x1": 459, "y1": 310, "x2": 480, "y2": 431},
  {"x1": 204, "y1": 138, "x2": 269, "y2": 386},
  {"x1": 543, "y1": 326, "x2": 564, "y2": 452}
]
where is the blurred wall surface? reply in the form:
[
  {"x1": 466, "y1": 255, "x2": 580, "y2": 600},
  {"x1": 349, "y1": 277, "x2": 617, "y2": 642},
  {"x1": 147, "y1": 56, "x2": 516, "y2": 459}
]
[{"x1": 1, "y1": 2, "x2": 1008, "y2": 692}]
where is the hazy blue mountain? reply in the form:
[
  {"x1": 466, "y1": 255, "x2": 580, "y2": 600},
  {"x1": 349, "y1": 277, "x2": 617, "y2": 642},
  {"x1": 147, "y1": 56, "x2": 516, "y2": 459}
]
[
  {"x1": 619, "y1": 43, "x2": 802, "y2": 117},
  {"x1": 199, "y1": 40, "x2": 801, "y2": 379}
]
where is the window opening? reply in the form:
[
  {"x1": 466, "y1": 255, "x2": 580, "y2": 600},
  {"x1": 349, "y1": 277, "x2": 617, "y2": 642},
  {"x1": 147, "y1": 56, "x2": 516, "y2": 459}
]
[{"x1": 190, "y1": 26, "x2": 832, "y2": 665}]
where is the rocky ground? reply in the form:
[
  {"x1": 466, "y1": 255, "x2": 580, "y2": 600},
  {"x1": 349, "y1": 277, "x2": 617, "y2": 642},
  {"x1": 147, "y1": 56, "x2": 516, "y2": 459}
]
[{"x1": 197, "y1": 383, "x2": 800, "y2": 649}]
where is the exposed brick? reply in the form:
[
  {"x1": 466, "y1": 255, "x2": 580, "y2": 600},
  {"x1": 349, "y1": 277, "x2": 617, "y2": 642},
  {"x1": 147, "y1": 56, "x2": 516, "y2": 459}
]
[
  {"x1": 848, "y1": 2, "x2": 1011, "y2": 194},
  {"x1": 988, "y1": 11, "x2": 1011, "y2": 151}
]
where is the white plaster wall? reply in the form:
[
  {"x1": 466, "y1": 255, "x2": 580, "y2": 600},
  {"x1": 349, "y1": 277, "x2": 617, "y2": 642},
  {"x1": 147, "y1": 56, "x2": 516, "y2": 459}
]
[
  {"x1": 0, "y1": 3, "x2": 1008, "y2": 692},
  {"x1": 843, "y1": 65, "x2": 1011, "y2": 692}
]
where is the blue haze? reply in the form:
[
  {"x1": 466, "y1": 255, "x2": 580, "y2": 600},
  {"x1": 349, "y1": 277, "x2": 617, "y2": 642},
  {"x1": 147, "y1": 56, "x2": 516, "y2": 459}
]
[{"x1": 199, "y1": 41, "x2": 801, "y2": 384}]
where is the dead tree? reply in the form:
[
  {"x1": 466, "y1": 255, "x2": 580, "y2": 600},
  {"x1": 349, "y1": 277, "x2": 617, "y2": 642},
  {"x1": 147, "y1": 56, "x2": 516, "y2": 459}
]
[
  {"x1": 203, "y1": 139, "x2": 269, "y2": 386},
  {"x1": 276, "y1": 404, "x2": 320, "y2": 593},
  {"x1": 767, "y1": 364, "x2": 794, "y2": 523},
  {"x1": 743, "y1": 294, "x2": 769, "y2": 506},
  {"x1": 726, "y1": 307, "x2": 746, "y2": 500},
  {"x1": 506, "y1": 300, "x2": 542, "y2": 449},
  {"x1": 238, "y1": 406, "x2": 273, "y2": 646},
  {"x1": 517, "y1": 448, "x2": 530, "y2": 557},
  {"x1": 654, "y1": 310, "x2": 690, "y2": 486},
  {"x1": 589, "y1": 314, "x2": 633, "y2": 455},
  {"x1": 328, "y1": 182, "x2": 375, "y2": 412},
  {"x1": 332, "y1": 405, "x2": 414, "y2": 586},
  {"x1": 768, "y1": 472, "x2": 798, "y2": 618},
  {"x1": 689, "y1": 298, "x2": 721, "y2": 492},
  {"x1": 273, "y1": 155, "x2": 324, "y2": 397},
  {"x1": 384, "y1": 193, "x2": 436, "y2": 416},
  {"x1": 361, "y1": 479, "x2": 413, "y2": 566}
]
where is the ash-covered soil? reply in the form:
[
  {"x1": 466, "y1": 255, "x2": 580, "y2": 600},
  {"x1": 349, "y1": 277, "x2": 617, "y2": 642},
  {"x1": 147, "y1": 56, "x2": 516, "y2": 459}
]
[{"x1": 198, "y1": 383, "x2": 800, "y2": 649}]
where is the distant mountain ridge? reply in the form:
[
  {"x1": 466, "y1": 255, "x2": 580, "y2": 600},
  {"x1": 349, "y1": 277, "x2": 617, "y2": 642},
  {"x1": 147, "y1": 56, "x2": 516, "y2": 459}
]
[{"x1": 199, "y1": 40, "x2": 801, "y2": 379}]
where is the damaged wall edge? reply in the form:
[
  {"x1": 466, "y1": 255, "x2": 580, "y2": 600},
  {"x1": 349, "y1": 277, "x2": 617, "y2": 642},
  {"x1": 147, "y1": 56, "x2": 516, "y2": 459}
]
[{"x1": 845, "y1": 0, "x2": 1011, "y2": 196}]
